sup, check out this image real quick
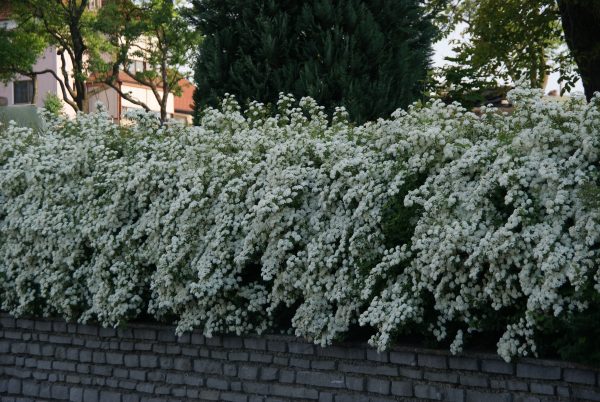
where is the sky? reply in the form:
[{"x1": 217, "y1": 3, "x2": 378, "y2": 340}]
[{"x1": 431, "y1": 25, "x2": 585, "y2": 96}]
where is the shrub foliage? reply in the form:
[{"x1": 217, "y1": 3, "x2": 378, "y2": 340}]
[{"x1": 1, "y1": 87, "x2": 599, "y2": 362}]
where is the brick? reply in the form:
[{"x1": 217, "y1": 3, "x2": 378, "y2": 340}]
[
  {"x1": 34, "y1": 321, "x2": 52, "y2": 331},
  {"x1": 390, "y1": 351, "x2": 416, "y2": 366},
  {"x1": 290, "y1": 357, "x2": 310, "y2": 368},
  {"x1": 345, "y1": 376, "x2": 364, "y2": 391},
  {"x1": 173, "y1": 357, "x2": 192, "y2": 371},
  {"x1": 279, "y1": 369, "x2": 295, "y2": 383},
  {"x1": 147, "y1": 372, "x2": 166, "y2": 382},
  {"x1": 207, "y1": 377, "x2": 229, "y2": 390},
  {"x1": 516, "y1": 363, "x2": 561, "y2": 380},
  {"x1": 100, "y1": 391, "x2": 121, "y2": 402},
  {"x1": 7, "y1": 379, "x2": 21, "y2": 394},
  {"x1": 267, "y1": 340, "x2": 287, "y2": 352},
  {"x1": 297, "y1": 371, "x2": 345, "y2": 389},
  {"x1": 134, "y1": 342, "x2": 152, "y2": 351},
  {"x1": 106, "y1": 352, "x2": 124, "y2": 365},
  {"x1": 445, "y1": 388, "x2": 465, "y2": 402},
  {"x1": 530, "y1": 383, "x2": 554, "y2": 395},
  {"x1": 460, "y1": 374, "x2": 489, "y2": 387},
  {"x1": 424, "y1": 371, "x2": 459, "y2": 384},
  {"x1": 199, "y1": 389, "x2": 221, "y2": 400},
  {"x1": 572, "y1": 387, "x2": 600, "y2": 402},
  {"x1": 91, "y1": 365, "x2": 112, "y2": 376},
  {"x1": 33, "y1": 372, "x2": 48, "y2": 381},
  {"x1": 244, "y1": 338, "x2": 267, "y2": 350},
  {"x1": 466, "y1": 390, "x2": 511, "y2": 402},
  {"x1": 191, "y1": 333, "x2": 205, "y2": 345},
  {"x1": 157, "y1": 329, "x2": 176, "y2": 342},
  {"x1": 22, "y1": 380, "x2": 40, "y2": 397},
  {"x1": 83, "y1": 389, "x2": 99, "y2": 402},
  {"x1": 221, "y1": 392, "x2": 248, "y2": 402},
  {"x1": 506, "y1": 380, "x2": 528, "y2": 391},
  {"x1": 165, "y1": 372, "x2": 184, "y2": 384},
  {"x1": 449, "y1": 357, "x2": 479, "y2": 371},
  {"x1": 367, "y1": 378, "x2": 390, "y2": 395},
  {"x1": 243, "y1": 382, "x2": 271, "y2": 394},
  {"x1": 289, "y1": 342, "x2": 315, "y2": 355},
  {"x1": 99, "y1": 327, "x2": 117, "y2": 337},
  {"x1": 92, "y1": 351, "x2": 106, "y2": 364},
  {"x1": 0, "y1": 340, "x2": 10, "y2": 353},
  {"x1": 398, "y1": 367, "x2": 423, "y2": 379},
  {"x1": 79, "y1": 350, "x2": 92, "y2": 362},
  {"x1": 193, "y1": 358, "x2": 222, "y2": 374},
  {"x1": 211, "y1": 350, "x2": 227, "y2": 359},
  {"x1": 239, "y1": 366, "x2": 259, "y2": 380},
  {"x1": 271, "y1": 384, "x2": 319, "y2": 400},
  {"x1": 260, "y1": 367, "x2": 279, "y2": 381},
  {"x1": 556, "y1": 386, "x2": 571, "y2": 398},
  {"x1": 391, "y1": 381, "x2": 412, "y2": 397},
  {"x1": 140, "y1": 354, "x2": 158, "y2": 368},
  {"x1": 564, "y1": 368, "x2": 596, "y2": 385},
  {"x1": 205, "y1": 335, "x2": 222, "y2": 347},
  {"x1": 319, "y1": 346, "x2": 364, "y2": 360},
  {"x1": 119, "y1": 380, "x2": 137, "y2": 390},
  {"x1": 414, "y1": 384, "x2": 443, "y2": 400},
  {"x1": 136, "y1": 382, "x2": 155, "y2": 393},
  {"x1": 159, "y1": 357, "x2": 173, "y2": 369},
  {"x1": 51, "y1": 384, "x2": 69, "y2": 399},
  {"x1": 334, "y1": 394, "x2": 364, "y2": 402},
  {"x1": 123, "y1": 396, "x2": 140, "y2": 402},
  {"x1": 339, "y1": 362, "x2": 398, "y2": 376},
  {"x1": 66, "y1": 347, "x2": 79, "y2": 360},
  {"x1": 224, "y1": 363, "x2": 238, "y2": 376},
  {"x1": 129, "y1": 369, "x2": 147, "y2": 381},
  {"x1": 229, "y1": 352, "x2": 250, "y2": 361},
  {"x1": 182, "y1": 347, "x2": 198, "y2": 356},
  {"x1": 513, "y1": 397, "x2": 541, "y2": 402},
  {"x1": 133, "y1": 328, "x2": 156, "y2": 340},
  {"x1": 319, "y1": 392, "x2": 334, "y2": 402},
  {"x1": 418, "y1": 354, "x2": 447, "y2": 369},
  {"x1": 311, "y1": 360, "x2": 336, "y2": 370},
  {"x1": 183, "y1": 374, "x2": 203, "y2": 387},
  {"x1": 124, "y1": 354, "x2": 139, "y2": 367},
  {"x1": 155, "y1": 385, "x2": 171, "y2": 395},
  {"x1": 221, "y1": 335, "x2": 242, "y2": 349},
  {"x1": 53, "y1": 361, "x2": 76, "y2": 371},
  {"x1": 77, "y1": 324, "x2": 97, "y2": 336},
  {"x1": 177, "y1": 332, "x2": 191, "y2": 344},
  {"x1": 264, "y1": 354, "x2": 283, "y2": 365},
  {"x1": 367, "y1": 349, "x2": 389, "y2": 363},
  {"x1": 10, "y1": 342, "x2": 26, "y2": 354},
  {"x1": 69, "y1": 387, "x2": 83, "y2": 402},
  {"x1": 482, "y1": 359, "x2": 514, "y2": 375}
]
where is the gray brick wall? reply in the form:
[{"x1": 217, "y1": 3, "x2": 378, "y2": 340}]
[{"x1": 1, "y1": 313, "x2": 599, "y2": 402}]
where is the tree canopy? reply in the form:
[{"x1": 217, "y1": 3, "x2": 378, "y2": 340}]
[{"x1": 190, "y1": 0, "x2": 437, "y2": 124}]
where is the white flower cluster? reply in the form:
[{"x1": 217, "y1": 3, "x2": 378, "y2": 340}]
[{"x1": 1, "y1": 87, "x2": 599, "y2": 361}]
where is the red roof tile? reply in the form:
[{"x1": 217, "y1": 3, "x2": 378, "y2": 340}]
[{"x1": 174, "y1": 78, "x2": 195, "y2": 114}]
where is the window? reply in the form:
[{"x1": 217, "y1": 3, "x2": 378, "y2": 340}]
[
  {"x1": 127, "y1": 60, "x2": 145, "y2": 75},
  {"x1": 13, "y1": 80, "x2": 34, "y2": 104},
  {"x1": 88, "y1": 0, "x2": 103, "y2": 9}
]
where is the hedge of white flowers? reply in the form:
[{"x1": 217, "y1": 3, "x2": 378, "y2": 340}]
[{"x1": 1, "y1": 86, "x2": 599, "y2": 361}]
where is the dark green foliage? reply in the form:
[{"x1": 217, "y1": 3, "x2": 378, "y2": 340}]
[{"x1": 190, "y1": 0, "x2": 436, "y2": 124}]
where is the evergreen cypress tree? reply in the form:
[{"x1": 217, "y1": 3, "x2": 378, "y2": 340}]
[{"x1": 190, "y1": 0, "x2": 436, "y2": 124}]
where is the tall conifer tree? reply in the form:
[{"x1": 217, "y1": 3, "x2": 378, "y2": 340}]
[{"x1": 190, "y1": 0, "x2": 436, "y2": 124}]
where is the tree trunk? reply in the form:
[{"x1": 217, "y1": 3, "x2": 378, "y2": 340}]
[
  {"x1": 557, "y1": 0, "x2": 600, "y2": 101},
  {"x1": 29, "y1": 74, "x2": 37, "y2": 105}
]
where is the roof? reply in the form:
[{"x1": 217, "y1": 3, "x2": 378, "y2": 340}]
[
  {"x1": 0, "y1": 2, "x2": 12, "y2": 21},
  {"x1": 174, "y1": 78, "x2": 195, "y2": 114}
]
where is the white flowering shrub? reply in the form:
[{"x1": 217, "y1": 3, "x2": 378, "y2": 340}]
[{"x1": 1, "y1": 87, "x2": 599, "y2": 361}]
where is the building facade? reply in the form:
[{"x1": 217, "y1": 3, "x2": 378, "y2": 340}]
[{"x1": 0, "y1": 1, "x2": 195, "y2": 124}]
